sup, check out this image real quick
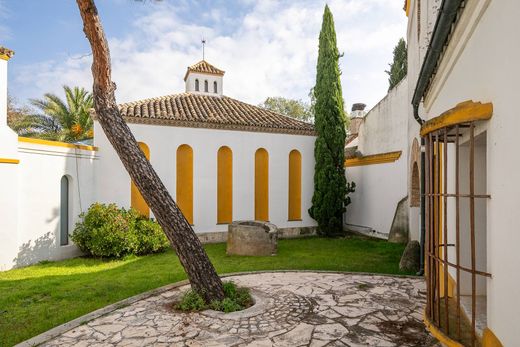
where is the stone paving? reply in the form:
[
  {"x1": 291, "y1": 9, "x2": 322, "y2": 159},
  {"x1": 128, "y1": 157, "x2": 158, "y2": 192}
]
[{"x1": 41, "y1": 272, "x2": 440, "y2": 346}]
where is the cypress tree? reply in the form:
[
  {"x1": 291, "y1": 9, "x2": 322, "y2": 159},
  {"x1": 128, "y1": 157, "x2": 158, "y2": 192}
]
[
  {"x1": 309, "y1": 5, "x2": 355, "y2": 236},
  {"x1": 385, "y1": 38, "x2": 407, "y2": 91}
]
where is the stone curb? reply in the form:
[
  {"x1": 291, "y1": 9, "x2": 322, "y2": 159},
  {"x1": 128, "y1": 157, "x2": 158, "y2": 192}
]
[{"x1": 14, "y1": 270, "x2": 423, "y2": 347}]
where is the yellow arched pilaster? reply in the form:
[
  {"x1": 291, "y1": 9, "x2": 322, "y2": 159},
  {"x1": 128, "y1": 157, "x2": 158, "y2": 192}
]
[
  {"x1": 177, "y1": 144, "x2": 194, "y2": 224},
  {"x1": 255, "y1": 148, "x2": 269, "y2": 221},
  {"x1": 217, "y1": 146, "x2": 233, "y2": 224},
  {"x1": 131, "y1": 142, "x2": 150, "y2": 217},
  {"x1": 288, "y1": 150, "x2": 302, "y2": 221}
]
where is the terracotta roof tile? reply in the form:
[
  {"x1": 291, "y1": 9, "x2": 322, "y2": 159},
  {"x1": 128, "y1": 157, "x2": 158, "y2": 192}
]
[
  {"x1": 116, "y1": 93, "x2": 315, "y2": 136},
  {"x1": 183, "y1": 60, "x2": 225, "y2": 81}
]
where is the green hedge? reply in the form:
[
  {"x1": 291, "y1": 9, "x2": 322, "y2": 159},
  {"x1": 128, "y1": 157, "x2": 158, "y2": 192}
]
[{"x1": 71, "y1": 203, "x2": 169, "y2": 258}]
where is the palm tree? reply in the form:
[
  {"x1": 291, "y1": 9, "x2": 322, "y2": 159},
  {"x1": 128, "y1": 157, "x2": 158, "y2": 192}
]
[
  {"x1": 9, "y1": 113, "x2": 61, "y2": 139},
  {"x1": 28, "y1": 86, "x2": 94, "y2": 142}
]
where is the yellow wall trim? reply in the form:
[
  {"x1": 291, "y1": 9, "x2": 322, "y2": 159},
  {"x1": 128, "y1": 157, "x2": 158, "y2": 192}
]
[
  {"x1": 0, "y1": 54, "x2": 12, "y2": 61},
  {"x1": 482, "y1": 328, "x2": 503, "y2": 347},
  {"x1": 255, "y1": 148, "x2": 269, "y2": 221},
  {"x1": 344, "y1": 151, "x2": 402, "y2": 167},
  {"x1": 288, "y1": 150, "x2": 302, "y2": 220},
  {"x1": 18, "y1": 137, "x2": 98, "y2": 151},
  {"x1": 177, "y1": 144, "x2": 194, "y2": 224},
  {"x1": 217, "y1": 146, "x2": 233, "y2": 224},
  {"x1": 424, "y1": 313, "x2": 465, "y2": 347},
  {"x1": 405, "y1": 0, "x2": 410, "y2": 16},
  {"x1": 131, "y1": 142, "x2": 151, "y2": 218},
  {"x1": 420, "y1": 100, "x2": 493, "y2": 137},
  {"x1": 0, "y1": 158, "x2": 20, "y2": 164}
]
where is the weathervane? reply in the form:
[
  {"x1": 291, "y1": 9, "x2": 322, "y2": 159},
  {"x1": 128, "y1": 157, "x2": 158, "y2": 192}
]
[{"x1": 201, "y1": 37, "x2": 206, "y2": 60}]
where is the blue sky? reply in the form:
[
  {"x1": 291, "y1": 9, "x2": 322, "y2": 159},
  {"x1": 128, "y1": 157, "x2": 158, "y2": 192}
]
[{"x1": 1, "y1": 0, "x2": 407, "y2": 111}]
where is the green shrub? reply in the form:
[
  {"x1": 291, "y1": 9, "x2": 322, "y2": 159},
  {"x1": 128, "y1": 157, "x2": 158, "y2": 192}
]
[
  {"x1": 209, "y1": 297, "x2": 241, "y2": 313},
  {"x1": 176, "y1": 281, "x2": 253, "y2": 313},
  {"x1": 134, "y1": 218, "x2": 170, "y2": 255},
  {"x1": 222, "y1": 281, "x2": 252, "y2": 307},
  {"x1": 176, "y1": 290, "x2": 206, "y2": 311},
  {"x1": 223, "y1": 281, "x2": 237, "y2": 298},
  {"x1": 234, "y1": 287, "x2": 253, "y2": 308},
  {"x1": 71, "y1": 203, "x2": 169, "y2": 258}
]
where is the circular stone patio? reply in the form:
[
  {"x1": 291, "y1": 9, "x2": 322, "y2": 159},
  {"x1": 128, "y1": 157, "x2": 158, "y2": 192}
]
[{"x1": 37, "y1": 272, "x2": 440, "y2": 347}]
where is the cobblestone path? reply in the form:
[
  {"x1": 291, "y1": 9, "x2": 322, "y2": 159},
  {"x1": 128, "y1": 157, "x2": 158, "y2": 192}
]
[{"x1": 42, "y1": 272, "x2": 439, "y2": 346}]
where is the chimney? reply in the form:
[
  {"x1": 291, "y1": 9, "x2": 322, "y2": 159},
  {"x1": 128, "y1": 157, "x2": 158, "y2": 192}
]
[
  {"x1": 349, "y1": 103, "x2": 366, "y2": 136},
  {"x1": 0, "y1": 46, "x2": 15, "y2": 127}
]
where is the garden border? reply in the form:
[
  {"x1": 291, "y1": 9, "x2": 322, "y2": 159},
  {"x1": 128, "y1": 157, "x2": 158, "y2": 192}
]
[{"x1": 15, "y1": 270, "x2": 422, "y2": 347}]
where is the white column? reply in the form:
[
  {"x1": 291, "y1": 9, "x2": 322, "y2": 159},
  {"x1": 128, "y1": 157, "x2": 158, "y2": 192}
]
[
  {"x1": 0, "y1": 47, "x2": 20, "y2": 270},
  {"x1": 0, "y1": 53, "x2": 8, "y2": 127}
]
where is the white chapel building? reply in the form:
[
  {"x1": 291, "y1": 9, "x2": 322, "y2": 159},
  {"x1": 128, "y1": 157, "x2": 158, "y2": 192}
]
[{"x1": 0, "y1": 55, "x2": 317, "y2": 270}]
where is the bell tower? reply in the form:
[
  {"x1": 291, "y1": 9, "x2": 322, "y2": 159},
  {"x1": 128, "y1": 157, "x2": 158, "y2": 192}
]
[{"x1": 184, "y1": 55, "x2": 225, "y2": 96}]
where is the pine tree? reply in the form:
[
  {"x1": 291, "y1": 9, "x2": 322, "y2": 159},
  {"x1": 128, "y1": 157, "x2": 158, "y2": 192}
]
[
  {"x1": 309, "y1": 5, "x2": 354, "y2": 236},
  {"x1": 386, "y1": 38, "x2": 407, "y2": 91},
  {"x1": 76, "y1": 0, "x2": 225, "y2": 303}
]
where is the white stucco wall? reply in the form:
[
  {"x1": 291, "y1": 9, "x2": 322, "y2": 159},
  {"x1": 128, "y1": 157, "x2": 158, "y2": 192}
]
[
  {"x1": 0, "y1": 140, "x2": 97, "y2": 270},
  {"x1": 94, "y1": 121, "x2": 317, "y2": 233},
  {"x1": 13, "y1": 142, "x2": 97, "y2": 267},
  {"x1": 0, "y1": 117, "x2": 315, "y2": 270},
  {"x1": 0, "y1": 153, "x2": 20, "y2": 271},
  {"x1": 346, "y1": 158, "x2": 407, "y2": 235},
  {"x1": 420, "y1": 1, "x2": 519, "y2": 344},
  {"x1": 0, "y1": 50, "x2": 101, "y2": 270},
  {"x1": 345, "y1": 80, "x2": 409, "y2": 236},
  {"x1": 357, "y1": 79, "x2": 409, "y2": 156},
  {"x1": 0, "y1": 57, "x2": 21, "y2": 271}
]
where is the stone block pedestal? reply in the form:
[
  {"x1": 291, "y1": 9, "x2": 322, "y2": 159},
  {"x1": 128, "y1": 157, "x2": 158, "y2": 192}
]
[{"x1": 227, "y1": 221, "x2": 278, "y2": 256}]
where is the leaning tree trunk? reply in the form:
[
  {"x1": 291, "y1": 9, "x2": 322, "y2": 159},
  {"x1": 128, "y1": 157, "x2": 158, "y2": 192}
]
[{"x1": 76, "y1": 0, "x2": 224, "y2": 303}]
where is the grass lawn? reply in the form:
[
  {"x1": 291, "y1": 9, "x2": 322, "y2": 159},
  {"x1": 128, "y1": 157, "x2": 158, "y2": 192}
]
[{"x1": 0, "y1": 236, "x2": 410, "y2": 346}]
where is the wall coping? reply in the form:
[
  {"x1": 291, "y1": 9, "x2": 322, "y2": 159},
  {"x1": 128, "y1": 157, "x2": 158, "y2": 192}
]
[{"x1": 18, "y1": 137, "x2": 98, "y2": 152}]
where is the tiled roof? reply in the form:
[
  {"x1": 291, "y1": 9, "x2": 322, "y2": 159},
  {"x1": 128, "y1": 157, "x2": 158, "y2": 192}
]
[
  {"x1": 115, "y1": 93, "x2": 315, "y2": 136},
  {"x1": 183, "y1": 60, "x2": 225, "y2": 81}
]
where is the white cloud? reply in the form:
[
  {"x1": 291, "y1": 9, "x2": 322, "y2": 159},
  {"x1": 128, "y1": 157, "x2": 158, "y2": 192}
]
[
  {"x1": 0, "y1": 1, "x2": 11, "y2": 40},
  {"x1": 11, "y1": 0, "x2": 407, "y2": 111}
]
